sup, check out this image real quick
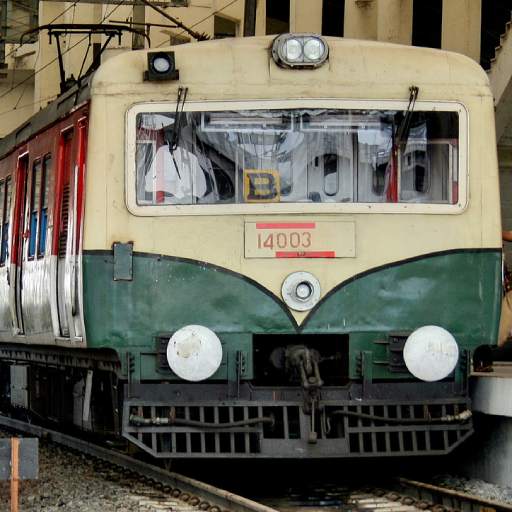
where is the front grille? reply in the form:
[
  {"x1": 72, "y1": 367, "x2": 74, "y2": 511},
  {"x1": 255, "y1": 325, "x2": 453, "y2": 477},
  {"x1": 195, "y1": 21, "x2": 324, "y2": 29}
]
[
  {"x1": 122, "y1": 399, "x2": 472, "y2": 458},
  {"x1": 342, "y1": 403, "x2": 466, "y2": 454},
  {"x1": 125, "y1": 405, "x2": 264, "y2": 456}
]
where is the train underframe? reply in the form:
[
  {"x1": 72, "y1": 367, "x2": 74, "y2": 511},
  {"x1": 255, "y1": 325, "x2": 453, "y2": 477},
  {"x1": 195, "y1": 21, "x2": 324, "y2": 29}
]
[{"x1": 0, "y1": 340, "x2": 473, "y2": 459}]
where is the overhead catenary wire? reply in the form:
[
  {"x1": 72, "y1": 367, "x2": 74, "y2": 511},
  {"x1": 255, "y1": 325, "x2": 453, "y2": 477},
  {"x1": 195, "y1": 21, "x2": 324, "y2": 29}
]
[
  {"x1": 67, "y1": 3, "x2": 77, "y2": 49},
  {"x1": 138, "y1": 0, "x2": 209, "y2": 41},
  {"x1": 10, "y1": 0, "x2": 38, "y2": 14},
  {"x1": 5, "y1": 14, "x2": 32, "y2": 27},
  {"x1": 3, "y1": 26, "x2": 36, "y2": 47},
  {"x1": 3, "y1": 0, "x2": 82, "y2": 62},
  {"x1": 10, "y1": 13, "x2": 45, "y2": 111},
  {"x1": 0, "y1": 94, "x2": 58, "y2": 118},
  {"x1": 0, "y1": 0, "x2": 128, "y2": 103},
  {"x1": 155, "y1": 0, "x2": 241, "y2": 47},
  {"x1": 12, "y1": 80, "x2": 30, "y2": 109}
]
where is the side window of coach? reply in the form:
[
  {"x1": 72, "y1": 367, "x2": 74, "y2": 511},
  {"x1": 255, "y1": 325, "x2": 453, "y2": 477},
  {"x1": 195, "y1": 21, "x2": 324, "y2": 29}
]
[
  {"x1": 28, "y1": 160, "x2": 41, "y2": 259},
  {"x1": 38, "y1": 155, "x2": 51, "y2": 257},
  {"x1": 0, "y1": 178, "x2": 11, "y2": 265},
  {"x1": 0, "y1": 180, "x2": 4, "y2": 264}
]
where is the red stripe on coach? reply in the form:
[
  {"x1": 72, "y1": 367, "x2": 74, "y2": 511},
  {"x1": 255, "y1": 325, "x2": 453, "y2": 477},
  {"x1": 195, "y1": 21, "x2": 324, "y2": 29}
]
[
  {"x1": 256, "y1": 223, "x2": 316, "y2": 229},
  {"x1": 276, "y1": 251, "x2": 335, "y2": 258}
]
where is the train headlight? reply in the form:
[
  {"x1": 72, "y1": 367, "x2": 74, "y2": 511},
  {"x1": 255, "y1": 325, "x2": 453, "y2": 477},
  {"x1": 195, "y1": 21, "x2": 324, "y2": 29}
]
[
  {"x1": 281, "y1": 272, "x2": 321, "y2": 311},
  {"x1": 166, "y1": 325, "x2": 222, "y2": 381},
  {"x1": 283, "y1": 38, "x2": 303, "y2": 61},
  {"x1": 303, "y1": 38, "x2": 325, "y2": 61},
  {"x1": 272, "y1": 34, "x2": 329, "y2": 68},
  {"x1": 403, "y1": 326, "x2": 459, "y2": 382}
]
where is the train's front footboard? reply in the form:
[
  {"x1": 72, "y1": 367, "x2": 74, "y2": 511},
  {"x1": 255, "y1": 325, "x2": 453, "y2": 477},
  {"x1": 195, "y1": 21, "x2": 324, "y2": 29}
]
[{"x1": 122, "y1": 381, "x2": 472, "y2": 458}]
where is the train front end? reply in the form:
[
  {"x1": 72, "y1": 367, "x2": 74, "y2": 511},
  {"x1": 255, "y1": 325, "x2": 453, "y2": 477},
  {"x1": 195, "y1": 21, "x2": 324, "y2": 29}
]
[{"x1": 84, "y1": 35, "x2": 502, "y2": 458}]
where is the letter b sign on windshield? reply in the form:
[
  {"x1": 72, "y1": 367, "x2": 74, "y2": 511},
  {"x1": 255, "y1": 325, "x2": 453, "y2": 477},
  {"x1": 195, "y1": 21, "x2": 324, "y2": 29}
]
[{"x1": 243, "y1": 170, "x2": 280, "y2": 202}]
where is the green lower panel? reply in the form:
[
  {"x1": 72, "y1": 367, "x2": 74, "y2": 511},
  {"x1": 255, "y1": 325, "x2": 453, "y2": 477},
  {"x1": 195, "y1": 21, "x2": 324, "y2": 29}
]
[
  {"x1": 82, "y1": 249, "x2": 501, "y2": 380},
  {"x1": 303, "y1": 250, "x2": 501, "y2": 345}
]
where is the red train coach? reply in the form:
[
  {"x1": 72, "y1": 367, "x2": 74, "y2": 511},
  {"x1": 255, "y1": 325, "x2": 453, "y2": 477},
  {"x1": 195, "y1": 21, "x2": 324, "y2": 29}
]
[{"x1": 0, "y1": 92, "x2": 88, "y2": 345}]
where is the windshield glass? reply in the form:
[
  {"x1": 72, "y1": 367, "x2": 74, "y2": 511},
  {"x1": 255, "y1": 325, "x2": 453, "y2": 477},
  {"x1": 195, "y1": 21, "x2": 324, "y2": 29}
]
[{"x1": 135, "y1": 108, "x2": 459, "y2": 206}]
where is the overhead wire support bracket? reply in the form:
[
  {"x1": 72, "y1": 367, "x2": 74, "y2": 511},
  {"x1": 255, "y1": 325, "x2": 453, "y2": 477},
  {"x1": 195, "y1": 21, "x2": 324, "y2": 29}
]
[
  {"x1": 20, "y1": 24, "x2": 151, "y2": 93},
  {"x1": 137, "y1": 0, "x2": 209, "y2": 41}
]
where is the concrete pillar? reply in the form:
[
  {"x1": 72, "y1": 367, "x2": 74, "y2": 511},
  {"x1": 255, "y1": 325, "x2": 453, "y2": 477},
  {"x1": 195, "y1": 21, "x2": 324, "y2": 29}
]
[
  {"x1": 243, "y1": 0, "x2": 257, "y2": 36},
  {"x1": 461, "y1": 414, "x2": 512, "y2": 488},
  {"x1": 291, "y1": 0, "x2": 322, "y2": 34},
  {"x1": 442, "y1": 0, "x2": 481, "y2": 62},
  {"x1": 33, "y1": 1, "x2": 65, "y2": 110},
  {"x1": 376, "y1": 0, "x2": 412, "y2": 45},
  {"x1": 255, "y1": 0, "x2": 266, "y2": 35},
  {"x1": 132, "y1": 3, "x2": 146, "y2": 50},
  {"x1": 344, "y1": 0, "x2": 377, "y2": 41}
]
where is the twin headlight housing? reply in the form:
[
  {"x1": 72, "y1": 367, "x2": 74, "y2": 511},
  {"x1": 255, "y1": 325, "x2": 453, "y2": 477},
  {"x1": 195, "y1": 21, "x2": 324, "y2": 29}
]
[{"x1": 272, "y1": 33, "x2": 329, "y2": 68}]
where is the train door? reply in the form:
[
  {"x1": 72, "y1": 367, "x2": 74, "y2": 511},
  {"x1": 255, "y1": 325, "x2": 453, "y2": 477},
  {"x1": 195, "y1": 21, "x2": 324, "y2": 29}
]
[
  {"x1": 51, "y1": 120, "x2": 86, "y2": 341},
  {"x1": 20, "y1": 156, "x2": 53, "y2": 336},
  {"x1": 0, "y1": 176, "x2": 13, "y2": 332},
  {"x1": 9, "y1": 153, "x2": 29, "y2": 334}
]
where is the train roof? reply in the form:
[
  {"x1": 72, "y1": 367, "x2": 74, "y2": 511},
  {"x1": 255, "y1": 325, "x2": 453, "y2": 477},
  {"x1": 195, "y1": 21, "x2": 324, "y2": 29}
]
[{"x1": 91, "y1": 35, "x2": 490, "y2": 96}]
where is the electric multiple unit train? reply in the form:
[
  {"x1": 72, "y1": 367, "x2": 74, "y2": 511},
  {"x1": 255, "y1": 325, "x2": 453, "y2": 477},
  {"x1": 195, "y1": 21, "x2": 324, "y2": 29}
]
[{"x1": 0, "y1": 33, "x2": 502, "y2": 459}]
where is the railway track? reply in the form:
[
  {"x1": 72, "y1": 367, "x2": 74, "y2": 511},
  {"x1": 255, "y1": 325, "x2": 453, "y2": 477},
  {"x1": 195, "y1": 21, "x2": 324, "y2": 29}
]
[
  {"x1": 394, "y1": 478, "x2": 512, "y2": 512},
  {"x1": 0, "y1": 413, "x2": 278, "y2": 512},
  {"x1": 1, "y1": 413, "x2": 512, "y2": 512},
  {"x1": 260, "y1": 478, "x2": 512, "y2": 512}
]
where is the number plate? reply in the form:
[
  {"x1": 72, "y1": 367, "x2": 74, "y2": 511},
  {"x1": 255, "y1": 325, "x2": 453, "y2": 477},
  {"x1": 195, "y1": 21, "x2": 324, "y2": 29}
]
[{"x1": 244, "y1": 221, "x2": 355, "y2": 259}]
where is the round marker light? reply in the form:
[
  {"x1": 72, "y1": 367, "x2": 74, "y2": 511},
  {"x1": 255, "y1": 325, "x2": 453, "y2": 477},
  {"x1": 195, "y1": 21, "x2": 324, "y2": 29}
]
[
  {"x1": 284, "y1": 38, "x2": 303, "y2": 61},
  {"x1": 296, "y1": 281, "x2": 313, "y2": 300},
  {"x1": 166, "y1": 325, "x2": 223, "y2": 382},
  {"x1": 152, "y1": 55, "x2": 172, "y2": 73},
  {"x1": 303, "y1": 38, "x2": 324, "y2": 61},
  {"x1": 146, "y1": 51, "x2": 179, "y2": 81},
  {"x1": 403, "y1": 326, "x2": 459, "y2": 382},
  {"x1": 282, "y1": 272, "x2": 321, "y2": 311}
]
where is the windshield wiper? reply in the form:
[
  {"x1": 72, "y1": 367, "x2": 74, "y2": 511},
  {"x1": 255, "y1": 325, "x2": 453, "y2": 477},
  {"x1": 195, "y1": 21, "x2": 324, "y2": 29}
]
[
  {"x1": 386, "y1": 85, "x2": 419, "y2": 202},
  {"x1": 395, "y1": 85, "x2": 419, "y2": 148},
  {"x1": 165, "y1": 86, "x2": 188, "y2": 179}
]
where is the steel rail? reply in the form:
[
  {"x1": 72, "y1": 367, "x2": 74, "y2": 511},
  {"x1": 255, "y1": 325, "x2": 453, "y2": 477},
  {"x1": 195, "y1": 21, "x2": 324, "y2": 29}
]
[
  {"x1": 0, "y1": 414, "x2": 278, "y2": 512},
  {"x1": 397, "y1": 477, "x2": 512, "y2": 512}
]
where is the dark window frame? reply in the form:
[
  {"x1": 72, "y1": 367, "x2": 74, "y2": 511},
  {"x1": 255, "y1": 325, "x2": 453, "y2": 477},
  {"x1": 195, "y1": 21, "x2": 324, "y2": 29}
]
[
  {"x1": 27, "y1": 158, "x2": 41, "y2": 260},
  {"x1": 0, "y1": 177, "x2": 12, "y2": 266},
  {"x1": 37, "y1": 154, "x2": 51, "y2": 259}
]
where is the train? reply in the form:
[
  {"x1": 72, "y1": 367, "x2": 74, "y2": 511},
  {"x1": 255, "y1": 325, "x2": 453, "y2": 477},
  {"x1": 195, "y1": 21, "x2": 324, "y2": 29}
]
[{"x1": 0, "y1": 33, "x2": 502, "y2": 459}]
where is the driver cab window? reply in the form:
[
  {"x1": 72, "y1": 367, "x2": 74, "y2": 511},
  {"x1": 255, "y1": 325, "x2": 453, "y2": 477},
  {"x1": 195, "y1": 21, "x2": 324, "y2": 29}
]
[{"x1": 134, "y1": 108, "x2": 459, "y2": 207}]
